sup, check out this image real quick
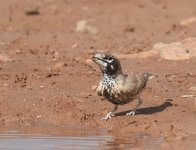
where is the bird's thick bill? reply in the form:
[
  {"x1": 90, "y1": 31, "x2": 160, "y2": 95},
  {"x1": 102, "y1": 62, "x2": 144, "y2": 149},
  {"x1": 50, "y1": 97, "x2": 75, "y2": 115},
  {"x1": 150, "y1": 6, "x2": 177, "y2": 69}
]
[
  {"x1": 92, "y1": 53, "x2": 107, "y2": 67},
  {"x1": 92, "y1": 53, "x2": 105, "y2": 60}
]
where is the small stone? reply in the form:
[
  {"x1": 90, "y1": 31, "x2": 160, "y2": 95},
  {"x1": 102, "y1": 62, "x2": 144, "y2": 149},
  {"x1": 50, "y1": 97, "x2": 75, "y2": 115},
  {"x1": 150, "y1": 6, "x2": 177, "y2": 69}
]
[
  {"x1": 40, "y1": 86, "x2": 46, "y2": 89},
  {"x1": 180, "y1": 17, "x2": 196, "y2": 27},
  {"x1": 46, "y1": 72, "x2": 52, "y2": 77},
  {"x1": 21, "y1": 84, "x2": 26, "y2": 87},
  {"x1": 54, "y1": 61, "x2": 67, "y2": 69},
  {"x1": 0, "y1": 54, "x2": 11, "y2": 62},
  {"x1": 36, "y1": 115, "x2": 42, "y2": 119},
  {"x1": 25, "y1": 6, "x2": 40, "y2": 15},
  {"x1": 153, "y1": 38, "x2": 196, "y2": 60},
  {"x1": 52, "y1": 51, "x2": 60, "y2": 61},
  {"x1": 175, "y1": 135, "x2": 185, "y2": 140},
  {"x1": 153, "y1": 42, "x2": 189, "y2": 60},
  {"x1": 26, "y1": 86, "x2": 33, "y2": 90},
  {"x1": 189, "y1": 86, "x2": 196, "y2": 92},
  {"x1": 16, "y1": 50, "x2": 23, "y2": 54},
  {"x1": 0, "y1": 42, "x2": 5, "y2": 46},
  {"x1": 71, "y1": 43, "x2": 78, "y2": 48},
  {"x1": 40, "y1": 97, "x2": 46, "y2": 101},
  {"x1": 124, "y1": 26, "x2": 135, "y2": 32},
  {"x1": 88, "y1": 71, "x2": 93, "y2": 74},
  {"x1": 75, "y1": 20, "x2": 98, "y2": 35},
  {"x1": 181, "y1": 95, "x2": 195, "y2": 98}
]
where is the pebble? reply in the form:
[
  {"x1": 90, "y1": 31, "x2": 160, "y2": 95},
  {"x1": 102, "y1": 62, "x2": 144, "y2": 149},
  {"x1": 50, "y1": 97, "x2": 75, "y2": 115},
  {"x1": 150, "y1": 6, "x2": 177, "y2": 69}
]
[
  {"x1": 25, "y1": 6, "x2": 40, "y2": 15},
  {"x1": 75, "y1": 20, "x2": 98, "y2": 35},
  {"x1": 180, "y1": 17, "x2": 196, "y2": 27},
  {"x1": 36, "y1": 115, "x2": 42, "y2": 119},
  {"x1": 189, "y1": 86, "x2": 196, "y2": 92},
  {"x1": 40, "y1": 86, "x2": 46, "y2": 89},
  {"x1": 0, "y1": 54, "x2": 12, "y2": 62},
  {"x1": 52, "y1": 51, "x2": 60, "y2": 61},
  {"x1": 175, "y1": 135, "x2": 185, "y2": 140},
  {"x1": 153, "y1": 38, "x2": 196, "y2": 60},
  {"x1": 71, "y1": 43, "x2": 78, "y2": 48},
  {"x1": 181, "y1": 95, "x2": 195, "y2": 98},
  {"x1": 54, "y1": 61, "x2": 67, "y2": 69},
  {"x1": 16, "y1": 50, "x2": 23, "y2": 54}
]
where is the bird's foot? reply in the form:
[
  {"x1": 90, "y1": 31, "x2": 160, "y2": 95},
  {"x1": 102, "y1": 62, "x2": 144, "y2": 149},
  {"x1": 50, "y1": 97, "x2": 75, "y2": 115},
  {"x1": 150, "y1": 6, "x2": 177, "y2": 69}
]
[
  {"x1": 101, "y1": 112, "x2": 114, "y2": 121},
  {"x1": 126, "y1": 110, "x2": 136, "y2": 116}
]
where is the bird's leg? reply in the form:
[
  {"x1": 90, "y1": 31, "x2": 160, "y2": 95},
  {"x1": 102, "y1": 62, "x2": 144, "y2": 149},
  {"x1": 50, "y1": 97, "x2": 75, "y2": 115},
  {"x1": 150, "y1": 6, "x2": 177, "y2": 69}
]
[
  {"x1": 102, "y1": 105, "x2": 118, "y2": 121},
  {"x1": 126, "y1": 97, "x2": 143, "y2": 116}
]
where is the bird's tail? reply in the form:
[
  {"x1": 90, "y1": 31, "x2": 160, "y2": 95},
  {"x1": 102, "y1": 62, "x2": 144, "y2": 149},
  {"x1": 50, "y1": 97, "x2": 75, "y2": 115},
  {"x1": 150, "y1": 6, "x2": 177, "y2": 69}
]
[
  {"x1": 142, "y1": 73, "x2": 158, "y2": 80},
  {"x1": 148, "y1": 74, "x2": 158, "y2": 80}
]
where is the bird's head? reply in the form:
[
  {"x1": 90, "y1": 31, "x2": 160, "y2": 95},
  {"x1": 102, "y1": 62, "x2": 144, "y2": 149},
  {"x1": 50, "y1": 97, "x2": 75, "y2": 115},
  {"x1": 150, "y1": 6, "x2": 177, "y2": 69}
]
[{"x1": 92, "y1": 53, "x2": 122, "y2": 76}]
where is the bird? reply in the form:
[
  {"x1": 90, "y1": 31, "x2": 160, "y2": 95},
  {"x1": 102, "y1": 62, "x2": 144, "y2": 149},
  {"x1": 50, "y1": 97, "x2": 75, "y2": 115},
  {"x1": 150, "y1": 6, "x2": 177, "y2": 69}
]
[{"x1": 92, "y1": 53, "x2": 158, "y2": 121}]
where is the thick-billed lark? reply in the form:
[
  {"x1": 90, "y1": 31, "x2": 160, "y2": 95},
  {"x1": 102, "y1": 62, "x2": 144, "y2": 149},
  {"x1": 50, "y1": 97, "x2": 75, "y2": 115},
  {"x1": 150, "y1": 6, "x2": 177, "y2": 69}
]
[{"x1": 92, "y1": 53, "x2": 158, "y2": 121}]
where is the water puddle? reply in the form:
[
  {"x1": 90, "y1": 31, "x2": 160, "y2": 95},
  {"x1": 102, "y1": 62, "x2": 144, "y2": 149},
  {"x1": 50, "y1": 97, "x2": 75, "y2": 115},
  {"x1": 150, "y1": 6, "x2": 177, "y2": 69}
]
[{"x1": 0, "y1": 125, "x2": 163, "y2": 150}]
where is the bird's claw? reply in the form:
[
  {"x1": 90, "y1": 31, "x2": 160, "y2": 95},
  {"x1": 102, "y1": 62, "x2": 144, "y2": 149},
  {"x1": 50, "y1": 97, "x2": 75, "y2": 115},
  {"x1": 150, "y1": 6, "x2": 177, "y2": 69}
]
[
  {"x1": 126, "y1": 110, "x2": 136, "y2": 116},
  {"x1": 101, "y1": 112, "x2": 114, "y2": 121}
]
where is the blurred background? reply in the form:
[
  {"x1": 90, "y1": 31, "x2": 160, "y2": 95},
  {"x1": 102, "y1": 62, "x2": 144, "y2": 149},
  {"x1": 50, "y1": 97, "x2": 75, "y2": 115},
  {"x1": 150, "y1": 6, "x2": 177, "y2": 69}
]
[{"x1": 1, "y1": 0, "x2": 196, "y2": 57}]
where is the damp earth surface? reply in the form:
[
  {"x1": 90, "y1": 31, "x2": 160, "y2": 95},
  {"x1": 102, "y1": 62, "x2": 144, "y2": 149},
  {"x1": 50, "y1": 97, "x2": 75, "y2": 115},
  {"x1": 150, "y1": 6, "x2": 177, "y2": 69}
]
[{"x1": 0, "y1": 0, "x2": 196, "y2": 149}]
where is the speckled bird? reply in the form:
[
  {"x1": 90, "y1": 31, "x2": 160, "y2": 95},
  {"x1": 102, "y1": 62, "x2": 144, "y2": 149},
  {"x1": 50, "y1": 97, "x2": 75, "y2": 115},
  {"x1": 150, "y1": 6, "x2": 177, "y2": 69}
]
[{"x1": 92, "y1": 53, "x2": 158, "y2": 121}]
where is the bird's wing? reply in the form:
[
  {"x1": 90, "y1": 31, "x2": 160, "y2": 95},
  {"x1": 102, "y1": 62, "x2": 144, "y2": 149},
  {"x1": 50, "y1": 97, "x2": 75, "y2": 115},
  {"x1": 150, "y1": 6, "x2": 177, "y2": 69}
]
[{"x1": 115, "y1": 73, "x2": 146, "y2": 98}]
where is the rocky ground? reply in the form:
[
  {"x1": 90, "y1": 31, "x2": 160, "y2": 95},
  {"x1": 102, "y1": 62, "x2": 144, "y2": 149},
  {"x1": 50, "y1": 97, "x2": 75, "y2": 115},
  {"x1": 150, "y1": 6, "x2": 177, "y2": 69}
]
[{"x1": 0, "y1": 0, "x2": 196, "y2": 149}]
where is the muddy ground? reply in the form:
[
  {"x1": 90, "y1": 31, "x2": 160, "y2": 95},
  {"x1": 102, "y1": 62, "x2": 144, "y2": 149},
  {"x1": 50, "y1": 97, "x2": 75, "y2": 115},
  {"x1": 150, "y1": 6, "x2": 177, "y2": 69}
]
[{"x1": 0, "y1": 0, "x2": 196, "y2": 149}]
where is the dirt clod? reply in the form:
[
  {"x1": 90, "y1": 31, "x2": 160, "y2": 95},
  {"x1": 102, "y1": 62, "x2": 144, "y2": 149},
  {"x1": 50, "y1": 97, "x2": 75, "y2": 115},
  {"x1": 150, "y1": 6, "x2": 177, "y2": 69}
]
[{"x1": 25, "y1": 6, "x2": 40, "y2": 15}]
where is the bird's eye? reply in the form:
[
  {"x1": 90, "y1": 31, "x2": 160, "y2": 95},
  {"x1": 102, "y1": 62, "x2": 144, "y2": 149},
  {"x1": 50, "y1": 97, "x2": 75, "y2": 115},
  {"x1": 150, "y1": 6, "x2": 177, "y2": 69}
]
[{"x1": 108, "y1": 57, "x2": 113, "y2": 60}]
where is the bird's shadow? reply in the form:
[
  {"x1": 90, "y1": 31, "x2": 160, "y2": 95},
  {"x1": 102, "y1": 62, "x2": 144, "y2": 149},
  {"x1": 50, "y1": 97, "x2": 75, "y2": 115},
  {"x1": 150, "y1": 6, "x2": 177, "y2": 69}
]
[{"x1": 114, "y1": 101, "x2": 173, "y2": 116}]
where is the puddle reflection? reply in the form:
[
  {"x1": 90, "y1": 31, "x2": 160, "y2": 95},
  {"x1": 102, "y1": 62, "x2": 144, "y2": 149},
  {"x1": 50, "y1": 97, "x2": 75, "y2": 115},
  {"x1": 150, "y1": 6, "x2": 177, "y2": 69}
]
[{"x1": 0, "y1": 125, "x2": 162, "y2": 150}]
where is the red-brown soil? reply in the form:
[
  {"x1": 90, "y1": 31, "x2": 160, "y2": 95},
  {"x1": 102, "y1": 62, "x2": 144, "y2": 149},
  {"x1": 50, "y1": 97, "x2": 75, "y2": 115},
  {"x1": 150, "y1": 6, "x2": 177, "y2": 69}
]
[{"x1": 0, "y1": 0, "x2": 196, "y2": 149}]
